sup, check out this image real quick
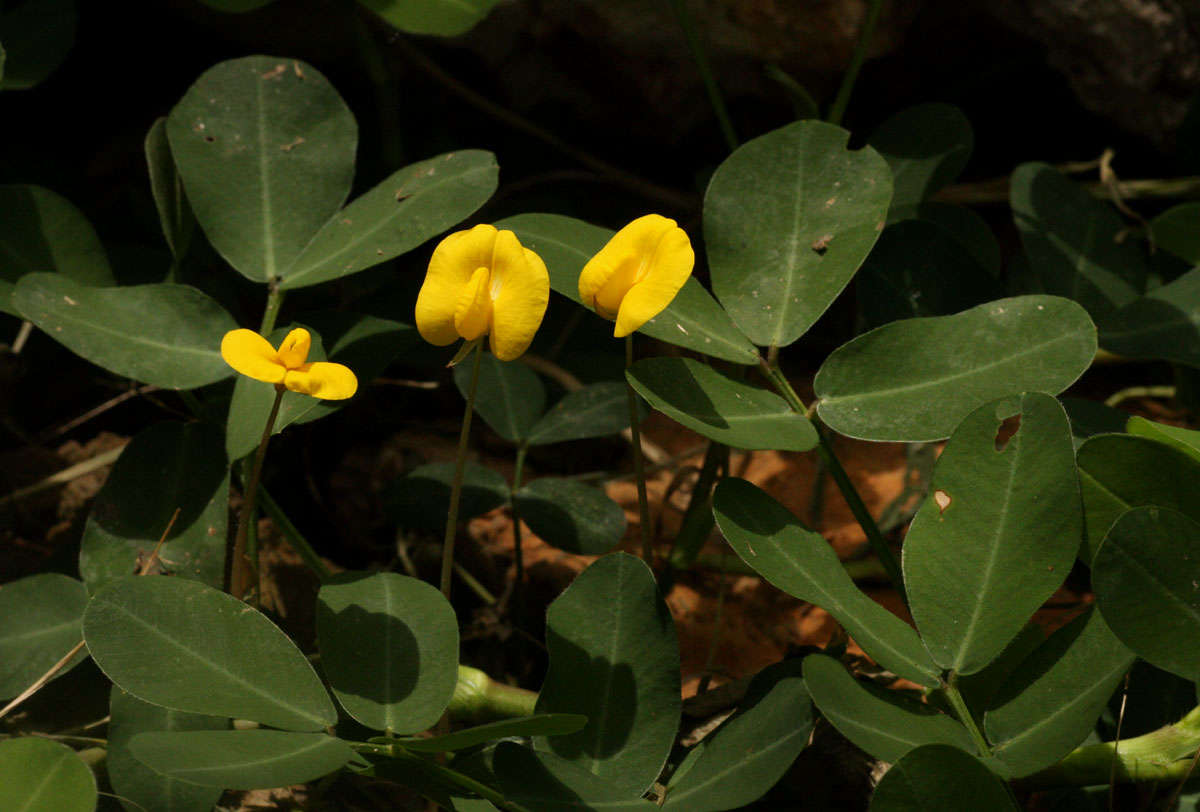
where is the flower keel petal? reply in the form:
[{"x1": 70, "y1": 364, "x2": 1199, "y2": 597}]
[{"x1": 276, "y1": 328, "x2": 312, "y2": 369}]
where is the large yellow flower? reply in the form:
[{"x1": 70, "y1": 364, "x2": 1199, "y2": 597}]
[
  {"x1": 578, "y1": 214, "x2": 694, "y2": 338},
  {"x1": 221, "y1": 327, "x2": 358, "y2": 400},
  {"x1": 415, "y1": 224, "x2": 550, "y2": 362}
]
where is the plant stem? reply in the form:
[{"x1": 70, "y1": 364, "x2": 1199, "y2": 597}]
[
  {"x1": 669, "y1": 0, "x2": 738, "y2": 151},
  {"x1": 626, "y1": 335, "x2": 655, "y2": 565},
  {"x1": 229, "y1": 387, "x2": 285, "y2": 600},
  {"x1": 759, "y1": 355, "x2": 907, "y2": 603},
  {"x1": 450, "y1": 664, "x2": 538, "y2": 721},
  {"x1": 826, "y1": 0, "x2": 885, "y2": 125},
  {"x1": 666, "y1": 441, "x2": 727, "y2": 570},
  {"x1": 259, "y1": 283, "x2": 285, "y2": 336},
  {"x1": 441, "y1": 344, "x2": 483, "y2": 600},
  {"x1": 258, "y1": 484, "x2": 332, "y2": 583},
  {"x1": 510, "y1": 444, "x2": 528, "y2": 615},
  {"x1": 942, "y1": 673, "x2": 991, "y2": 756}
]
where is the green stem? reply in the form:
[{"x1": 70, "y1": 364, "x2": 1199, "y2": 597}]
[
  {"x1": 759, "y1": 356, "x2": 906, "y2": 603},
  {"x1": 229, "y1": 387, "x2": 285, "y2": 600},
  {"x1": 826, "y1": 0, "x2": 885, "y2": 125},
  {"x1": 626, "y1": 335, "x2": 655, "y2": 566},
  {"x1": 668, "y1": 0, "x2": 738, "y2": 151},
  {"x1": 666, "y1": 441, "x2": 727, "y2": 570},
  {"x1": 942, "y1": 673, "x2": 991, "y2": 757},
  {"x1": 258, "y1": 484, "x2": 333, "y2": 583},
  {"x1": 441, "y1": 344, "x2": 484, "y2": 600},
  {"x1": 450, "y1": 664, "x2": 538, "y2": 721},
  {"x1": 510, "y1": 444, "x2": 528, "y2": 615},
  {"x1": 259, "y1": 283, "x2": 285, "y2": 336}
]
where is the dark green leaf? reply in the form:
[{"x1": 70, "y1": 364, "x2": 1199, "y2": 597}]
[
  {"x1": 167, "y1": 56, "x2": 356, "y2": 283},
  {"x1": 904, "y1": 393, "x2": 1080, "y2": 674},
  {"x1": 1101, "y1": 267, "x2": 1200, "y2": 366},
  {"x1": 953, "y1": 623, "x2": 1044, "y2": 716},
  {"x1": 397, "y1": 714, "x2": 588, "y2": 752},
  {"x1": 869, "y1": 745, "x2": 1017, "y2": 812},
  {"x1": 535, "y1": 553, "x2": 681, "y2": 797},
  {"x1": 130, "y1": 730, "x2": 358, "y2": 789},
  {"x1": 83, "y1": 576, "x2": 336, "y2": 731},
  {"x1": 514, "y1": 477, "x2": 625, "y2": 555},
  {"x1": 713, "y1": 478, "x2": 939, "y2": 687},
  {"x1": 359, "y1": 0, "x2": 505, "y2": 36},
  {"x1": 81, "y1": 421, "x2": 228, "y2": 592},
  {"x1": 814, "y1": 296, "x2": 1096, "y2": 441},
  {"x1": 108, "y1": 688, "x2": 226, "y2": 812},
  {"x1": 281, "y1": 150, "x2": 498, "y2": 289},
  {"x1": 145, "y1": 117, "x2": 194, "y2": 262},
  {"x1": 455, "y1": 353, "x2": 545, "y2": 444},
  {"x1": 493, "y1": 743, "x2": 655, "y2": 811},
  {"x1": 386, "y1": 462, "x2": 508, "y2": 533},
  {"x1": 527, "y1": 382, "x2": 638, "y2": 446},
  {"x1": 13, "y1": 274, "x2": 237, "y2": 388},
  {"x1": 627, "y1": 357, "x2": 817, "y2": 451},
  {"x1": 1150, "y1": 202, "x2": 1200, "y2": 266},
  {"x1": 317, "y1": 572, "x2": 459, "y2": 734},
  {"x1": 868, "y1": 103, "x2": 972, "y2": 214},
  {"x1": 802, "y1": 654, "x2": 976, "y2": 764},
  {"x1": 1126, "y1": 415, "x2": 1200, "y2": 463},
  {"x1": 0, "y1": 0, "x2": 76, "y2": 90},
  {"x1": 0, "y1": 737, "x2": 96, "y2": 812},
  {"x1": 1061, "y1": 397, "x2": 1127, "y2": 450},
  {"x1": 1093, "y1": 506, "x2": 1200, "y2": 681},
  {"x1": 497, "y1": 213, "x2": 759, "y2": 365},
  {"x1": 903, "y1": 202, "x2": 1001, "y2": 277},
  {"x1": 0, "y1": 574, "x2": 88, "y2": 700},
  {"x1": 705, "y1": 120, "x2": 892, "y2": 347}
]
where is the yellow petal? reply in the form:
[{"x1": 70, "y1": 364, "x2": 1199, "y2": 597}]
[
  {"x1": 612, "y1": 217, "x2": 694, "y2": 338},
  {"x1": 220, "y1": 329, "x2": 286, "y2": 384},
  {"x1": 579, "y1": 214, "x2": 687, "y2": 326},
  {"x1": 415, "y1": 224, "x2": 498, "y2": 346},
  {"x1": 490, "y1": 235, "x2": 549, "y2": 361},
  {"x1": 284, "y1": 361, "x2": 358, "y2": 400},
  {"x1": 276, "y1": 327, "x2": 311, "y2": 369},
  {"x1": 454, "y1": 266, "x2": 493, "y2": 342}
]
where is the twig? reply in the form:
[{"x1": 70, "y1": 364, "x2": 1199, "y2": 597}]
[
  {"x1": 136, "y1": 507, "x2": 181, "y2": 575},
  {"x1": 10, "y1": 321, "x2": 33, "y2": 354},
  {"x1": 0, "y1": 446, "x2": 124, "y2": 505},
  {"x1": 1105, "y1": 385, "x2": 1175, "y2": 409},
  {"x1": 39, "y1": 385, "x2": 158, "y2": 441},
  {"x1": 0, "y1": 640, "x2": 87, "y2": 722}
]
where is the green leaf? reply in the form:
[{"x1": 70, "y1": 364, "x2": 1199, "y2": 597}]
[
  {"x1": 455, "y1": 352, "x2": 545, "y2": 444},
  {"x1": 1010, "y1": 163, "x2": 1146, "y2": 325},
  {"x1": 1093, "y1": 506, "x2": 1200, "y2": 681},
  {"x1": 166, "y1": 56, "x2": 356, "y2": 283},
  {"x1": 857, "y1": 219, "x2": 1000, "y2": 327},
  {"x1": 492, "y1": 743, "x2": 655, "y2": 811},
  {"x1": 903, "y1": 393, "x2": 1080, "y2": 674},
  {"x1": 1126, "y1": 415, "x2": 1200, "y2": 463},
  {"x1": 952, "y1": 623, "x2": 1044, "y2": 716},
  {"x1": 1101, "y1": 267, "x2": 1200, "y2": 366},
  {"x1": 869, "y1": 745, "x2": 1017, "y2": 812},
  {"x1": 0, "y1": 574, "x2": 88, "y2": 700},
  {"x1": 281, "y1": 150, "x2": 498, "y2": 289},
  {"x1": 130, "y1": 730, "x2": 358, "y2": 789},
  {"x1": 713, "y1": 478, "x2": 939, "y2": 687},
  {"x1": 984, "y1": 608, "x2": 1134, "y2": 778},
  {"x1": 0, "y1": 0, "x2": 76, "y2": 90},
  {"x1": 13, "y1": 274, "x2": 237, "y2": 389},
  {"x1": 386, "y1": 461, "x2": 509, "y2": 533},
  {"x1": 1061, "y1": 397, "x2": 1128, "y2": 450},
  {"x1": 0, "y1": 737, "x2": 96, "y2": 812},
  {"x1": 868, "y1": 103, "x2": 972, "y2": 215},
  {"x1": 145, "y1": 117, "x2": 194, "y2": 262},
  {"x1": 108, "y1": 688, "x2": 226, "y2": 812},
  {"x1": 1150, "y1": 202, "x2": 1200, "y2": 266},
  {"x1": 662, "y1": 659, "x2": 813, "y2": 811},
  {"x1": 627, "y1": 357, "x2": 817, "y2": 451},
  {"x1": 527, "y1": 382, "x2": 637, "y2": 446},
  {"x1": 705, "y1": 120, "x2": 892, "y2": 347},
  {"x1": 514, "y1": 477, "x2": 626, "y2": 555},
  {"x1": 359, "y1": 0, "x2": 505, "y2": 37},
  {"x1": 83, "y1": 576, "x2": 336, "y2": 731},
  {"x1": 1075, "y1": 434, "x2": 1200, "y2": 562},
  {"x1": 80, "y1": 421, "x2": 228, "y2": 592},
  {"x1": 903, "y1": 202, "x2": 1001, "y2": 277},
  {"x1": 0, "y1": 184, "x2": 112, "y2": 315},
  {"x1": 317, "y1": 572, "x2": 459, "y2": 734},
  {"x1": 496, "y1": 213, "x2": 759, "y2": 365},
  {"x1": 535, "y1": 553, "x2": 681, "y2": 797},
  {"x1": 802, "y1": 654, "x2": 976, "y2": 764},
  {"x1": 397, "y1": 714, "x2": 588, "y2": 752},
  {"x1": 814, "y1": 296, "x2": 1096, "y2": 442}
]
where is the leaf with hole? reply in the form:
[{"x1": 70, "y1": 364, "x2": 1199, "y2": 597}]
[
  {"x1": 814, "y1": 296, "x2": 1095, "y2": 441},
  {"x1": 869, "y1": 745, "x2": 1017, "y2": 812},
  {"x1": 514, "y1": 477, "x2": 626, "y2": 555},
  {"x1": 627, "y1": 357, "x2": 817, "y2": 451},
  {"x1": 167, "y1": 56, "x2": 356, "y2": 283},
  {"x1": 535, "y1": 553, "x2": 681, "y2": 797},
  {"x1": 83, "y1": 576, "x2": 336, "y2": 731},
  {"x1": 713, "y1": 478, "x2": 939, "y2": 687},
  {"x1": 868, "y1": 103, "x2": 972, "y2": 216},
  {"x1": 0, "y1": 574, "x2": 88, "y2": 700},
  {"x1": 903, "y1": 393, "x2": 1080, "y2": 674},
  {"x1": 455, "y1": 352, "x2": 545, "y2": 443},
  {"x1": 0, "y1": 737, "x2": 96, "y2": 812},
  {"x1": 386, "y1": 462, "x2": 509, "y2": 533},
  {"x1": 705, "y1": 120, "x2": 892, "y2": 347},
  {"x1": 497, "y1": 213, "x2": 759, "y2": 364},
  {"x1": 527, "y1": 382, "x2": 638, "y2": 446},
  {"x1": 317, "y1": 572, "x2": 458, "y2": 734}
]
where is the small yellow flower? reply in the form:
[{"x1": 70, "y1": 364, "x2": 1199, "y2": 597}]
[
  {"x1": 220, "y1": 327, "x2": 358, "y2": 400},
  {"x1": 579, "y1": 214, "x2": 695, "y2": 338},
  {"x1": 415, "y1": 224, "x2": 550, "y2": 362}
]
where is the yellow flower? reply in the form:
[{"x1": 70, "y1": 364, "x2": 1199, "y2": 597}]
[
  {"x1": 220, "y1": 327, "x2": 358, "y2": 400},
  {"x1": 578, "y1": 214, "x2": 695, "y2": 338},
  {"x1": 415, "y1": 224, "x2": 550, "y2": 362}
]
